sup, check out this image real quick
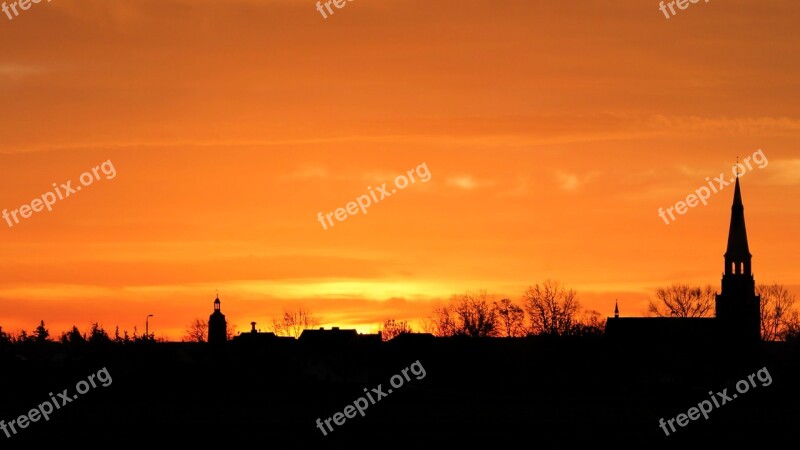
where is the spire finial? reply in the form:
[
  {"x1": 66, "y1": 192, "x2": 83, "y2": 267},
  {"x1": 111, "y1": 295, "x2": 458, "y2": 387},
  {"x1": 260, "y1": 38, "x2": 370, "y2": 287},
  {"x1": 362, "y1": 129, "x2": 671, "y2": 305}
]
[{"x1": 614, "y1": 300, "x2": 619, "y2": 318}]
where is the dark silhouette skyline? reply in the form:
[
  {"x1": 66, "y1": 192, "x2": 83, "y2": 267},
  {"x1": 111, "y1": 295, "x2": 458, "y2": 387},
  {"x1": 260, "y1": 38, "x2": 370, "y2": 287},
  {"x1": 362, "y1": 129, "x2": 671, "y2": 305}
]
[
  {"x1": 607, "y1": 176, "x2": 762, "y2": 345},
  {"x1": 0, "y1": 167, "x2": 797, "y2": 446}
]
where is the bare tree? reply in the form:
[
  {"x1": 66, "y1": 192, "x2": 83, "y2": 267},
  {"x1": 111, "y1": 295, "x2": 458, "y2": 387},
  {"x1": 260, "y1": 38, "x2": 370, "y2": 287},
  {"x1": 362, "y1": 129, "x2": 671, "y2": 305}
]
[
  {"x1": 572, "y1": 309, "x2": 606, "y2": 336},
  {"x1": 430, "y1": 291, "x2": 499, "y2": 337},
  {"x1": 416, "y1": 317, "x2": 437, "y2": 335},
  {"x1": 458, "y1": 291, "x2": 499, "y2": 337},
  {"x1": 522, "y1": 280, "x2": 581, "y2": 336},
  {"x1": 183, "y1": 319, "x2": 208, "y2": 343},
  {"x1": 226, "y1": 323, "x2": 237, "y2": 341},
  {"x1": 431, "y1": 303, "x2": 458, "y2": 337},
  {"x1": 272, "y1": 307, "x2": 320, "y2": 338},
  {"x1": 379, "y1": 319, "x2": 413, "y2": 341},
  {"x1": 783, "y1": 311, "x2": 800, "y2": 341},
  {"x1": 647, "y1": 284, "x2": 715, "y2": 318},
  {"x1": 494, "y1": 298, "x2": 526, "y2": 337},
  {"x1": 757, "y1": 283, "x2": 799, "y2": 341}
]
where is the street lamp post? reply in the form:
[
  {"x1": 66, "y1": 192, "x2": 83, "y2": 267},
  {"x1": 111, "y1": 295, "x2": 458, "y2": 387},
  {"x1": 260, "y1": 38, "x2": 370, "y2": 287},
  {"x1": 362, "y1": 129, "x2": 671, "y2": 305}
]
[{"x1": 146, "y1": 314, "x2": 154, "y2": 340}]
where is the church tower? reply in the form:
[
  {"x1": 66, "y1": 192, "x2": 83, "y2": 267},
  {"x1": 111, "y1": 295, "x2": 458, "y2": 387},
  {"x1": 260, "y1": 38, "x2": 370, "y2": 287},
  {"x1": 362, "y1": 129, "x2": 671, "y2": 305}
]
[
  {"x1": 715, "y1": 176, "x2": 761, "y2": 342},
  {"x1": 208, "y1": 294, "x2": 228, "y2": 345}
]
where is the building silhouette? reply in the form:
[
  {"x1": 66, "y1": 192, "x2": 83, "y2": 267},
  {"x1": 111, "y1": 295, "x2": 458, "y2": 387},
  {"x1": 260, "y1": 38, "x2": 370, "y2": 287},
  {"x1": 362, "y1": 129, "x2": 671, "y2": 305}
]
[
  {"x1": 716, "y1": 176, "x2": 761, "y2": 342},
  {"x1": 232, "y1": 321, "x2": 282, "y2": 344},
  {"x1": 208, "y1": 294, "x2": 227, "y2": 345},
  {"x1": 606, "y1": 175, "x2": 761, "y2": 343},
  {"x1": 297, "y1": 327, "x2": 381, "y2": 382}
]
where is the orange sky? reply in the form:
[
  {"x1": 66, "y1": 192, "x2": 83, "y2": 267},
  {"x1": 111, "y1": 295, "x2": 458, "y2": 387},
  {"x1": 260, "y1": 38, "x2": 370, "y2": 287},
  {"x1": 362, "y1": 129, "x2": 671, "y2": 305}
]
[{"x1": 0, "y1": 0, "x2": 799, "y2": 340}]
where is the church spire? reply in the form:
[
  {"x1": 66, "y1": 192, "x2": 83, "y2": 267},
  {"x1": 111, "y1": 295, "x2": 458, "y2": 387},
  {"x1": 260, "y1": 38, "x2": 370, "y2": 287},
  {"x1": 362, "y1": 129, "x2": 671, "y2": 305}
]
[
  {"x1": 715, "y1": 172, "x2": 761, "y2": 343},
  {"x1": 724, "y1": 176, "x2": 751, "y2": 276}
]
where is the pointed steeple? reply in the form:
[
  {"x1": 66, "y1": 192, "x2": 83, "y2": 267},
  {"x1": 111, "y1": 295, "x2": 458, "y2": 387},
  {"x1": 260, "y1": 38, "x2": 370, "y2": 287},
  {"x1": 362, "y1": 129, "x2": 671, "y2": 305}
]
[
  {"x1": 724, "y1": 177, "x2": 751, "y2": 273},
  {"x1": 614, "y1": 300, "x2": 619, "y2": 319},
  {"x1": 715, "y1": 172, "x2": 761, "y2": 343}
]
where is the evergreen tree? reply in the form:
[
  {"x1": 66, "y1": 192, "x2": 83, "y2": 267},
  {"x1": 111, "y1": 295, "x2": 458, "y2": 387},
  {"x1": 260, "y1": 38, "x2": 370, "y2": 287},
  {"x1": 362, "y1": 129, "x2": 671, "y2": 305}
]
[
  {"x1": 61, "y1": 326, "x2": 86, "y2": 345},
  {"x1": 0, "y1": 326, "x2": 10, "y2": 345},
  {"x1": 88, "y1": 323, "x2": 111, "y2": 344},
  {"x1": 34, "y1": 320, "x2": 50, "y2": 343}
]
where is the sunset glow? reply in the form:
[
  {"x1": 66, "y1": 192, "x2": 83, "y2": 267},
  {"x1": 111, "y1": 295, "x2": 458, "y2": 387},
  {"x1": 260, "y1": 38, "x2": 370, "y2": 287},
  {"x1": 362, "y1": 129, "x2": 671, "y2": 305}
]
[{"x1": 1, "y1": 0, "x2": 799, "y2": 340}]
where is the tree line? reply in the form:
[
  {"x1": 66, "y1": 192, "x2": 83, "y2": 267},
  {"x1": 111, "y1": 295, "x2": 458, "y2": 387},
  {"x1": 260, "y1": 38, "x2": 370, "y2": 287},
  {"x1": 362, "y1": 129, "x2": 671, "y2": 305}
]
[
  {"x1": 384, "y1": 281, "x2": 799, "y2": 342},
  {"x1": 647, "y1": 282, "x2": 800, "y2": 341},
  {"x1": 414, "y1": 281, "x2": 603, "y2": 338},
  {"x1": 0, "y1": 321, "x2": 157, "y2": 347},
  {"x1": 3, "y1": 281, "x2": 795, "y2": 346}
]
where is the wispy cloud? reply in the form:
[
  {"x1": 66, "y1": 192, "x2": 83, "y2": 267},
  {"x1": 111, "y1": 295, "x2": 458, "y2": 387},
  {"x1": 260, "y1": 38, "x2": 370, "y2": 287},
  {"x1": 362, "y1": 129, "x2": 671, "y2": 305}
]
[
  {"x1": 446, "y1": 175, "x2": 493, "y2": 190},
  {"x1": 765, "y1": 159, "x2": 800, "y2": 186},
  {"x1": 645, "y1": 115, "x2": 800, "y2": 135},
  {"x1": 676, "y1": 165, "x2": 715, "y2": 178},
  {"x1": 0, "y1": 64, "x2": 42, "y2": 79},
  {"x1": 555, "y1": 171, "x2": 598, "y2": 192}
]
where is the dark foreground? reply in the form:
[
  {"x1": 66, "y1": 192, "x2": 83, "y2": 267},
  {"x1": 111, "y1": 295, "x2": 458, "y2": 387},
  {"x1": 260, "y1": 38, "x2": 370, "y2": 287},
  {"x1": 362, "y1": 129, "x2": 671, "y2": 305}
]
[{"x1": 0, "y1": 337, "x2": 798, "y2": 446}]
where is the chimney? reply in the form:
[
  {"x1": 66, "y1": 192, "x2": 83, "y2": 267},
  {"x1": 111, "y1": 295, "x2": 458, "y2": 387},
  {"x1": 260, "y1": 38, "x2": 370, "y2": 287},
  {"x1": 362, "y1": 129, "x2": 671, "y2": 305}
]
[{"x1": 251, "y1": 322, "x2": 257, "y2": 333}]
